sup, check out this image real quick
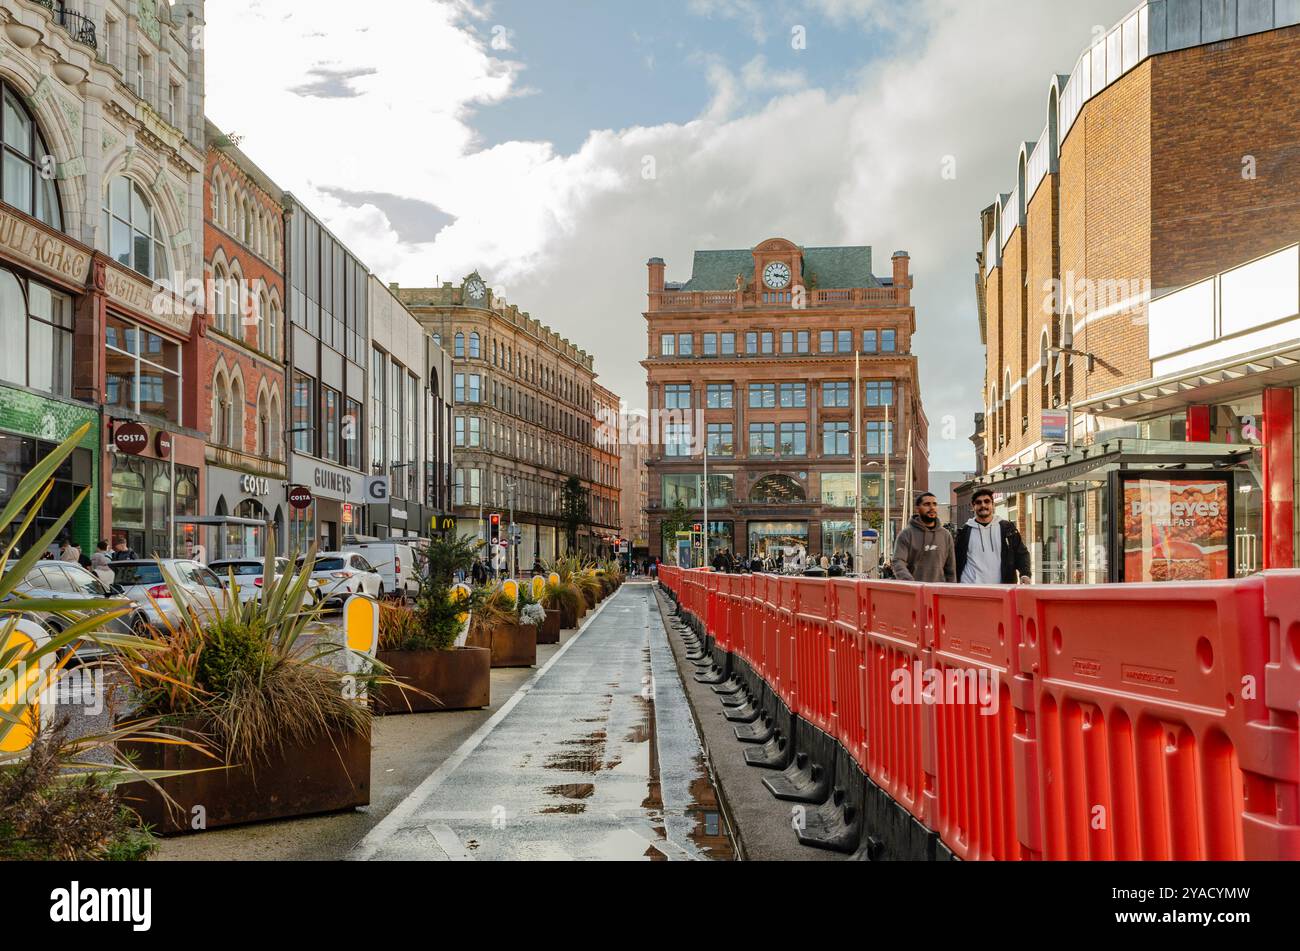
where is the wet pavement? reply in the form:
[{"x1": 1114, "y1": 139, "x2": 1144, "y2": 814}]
[{"x1": 355, "y1": 582, "x2": 734, "y2": 861}]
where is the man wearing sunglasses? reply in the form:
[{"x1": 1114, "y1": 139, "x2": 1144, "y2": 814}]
[{"x1": 956, "y1": 486, "x2": 1031, "y2": 585}]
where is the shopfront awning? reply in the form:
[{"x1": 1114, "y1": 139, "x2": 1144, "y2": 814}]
[
  {"x1": 976, "y1": 439, "x2": 1253, "y2": 495},
  {"x1": 1075, "y1": 341, "x2": 1300, "y2": 419}
]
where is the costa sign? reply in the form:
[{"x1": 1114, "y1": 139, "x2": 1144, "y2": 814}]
[
  {"x1": 113, "y1": 422, "x2": 148, "y2": 455},
  {"x1": 288, "y1": 485, "x2": 314, "y2": 510},
  {"x1": 155, "y1": 430, "x2": 172, "y2": 459}
]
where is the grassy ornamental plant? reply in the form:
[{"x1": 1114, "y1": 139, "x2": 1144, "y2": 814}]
[
  {"x1": 0, "y1": 424, "x2": 204, "y2": 860},
  {"x1": 108, "y1": 532, "x2": 379, "y2": 772},
  {"x1": 399, "y1": 533, "x2": 482, "y2": 651}
]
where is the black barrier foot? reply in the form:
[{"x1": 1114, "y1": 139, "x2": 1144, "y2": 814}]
[
  {"x1": 733, "y1": 715, "x2": 773, "y2": 740},
  {"x1": 764, "y1": 751, "x2": 832, "y2": 805},
  {"x1": 724, "y1": 702, "x2": 761, "y2": 724},
  {"x1": 848, "y1": 836, "x2": 886, "y2": 861},
  {"x1": 795, "y1": 745, "x2": 865, "y2": 854},
  {"x1": 711, "y1": 678, "x2": 744, "y2": 695},
  {"x1": 718, "y1": 691, "x2": 751, "y2": 709},
  {"x1": 743, "y1": 728, "x2": 793, "y2": 770},
  {"x1": 694, "y1": 667, "x2": 729, "y2": 685}
]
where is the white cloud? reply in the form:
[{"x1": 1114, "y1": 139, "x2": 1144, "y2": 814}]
[{"x1": 207, "y1": 0, "x2": 1139, "y2": 471}]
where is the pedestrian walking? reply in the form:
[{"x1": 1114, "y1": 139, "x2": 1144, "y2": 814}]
[
  {"x1": 111, "y1": 537, "x2": 138, "y2": 561},
  {"x1": 890, "y1": 492, "x2": 956, "y2": 583},
  {"x1": 59, "y1": 536, "x2": 81, "y2": 564},
  {"x1": 91, "y1": 540, "x2": 113, "y2": 586},
  {"x1": 955, "y1": 487, "x2": 1031, "y2": 585}
]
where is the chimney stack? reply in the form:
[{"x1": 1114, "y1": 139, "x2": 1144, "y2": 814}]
[
  {"x1": 892, "y1": 251, "x2": 911, "y2": 304},
  {"x1": 647, "y1": 257, "x2": 665, "y2": 295}
]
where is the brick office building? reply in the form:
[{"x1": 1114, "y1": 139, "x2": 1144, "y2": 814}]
[
  {"x1": 200, "y1": 121, "x2": 287, "y2": 557},
  {"x1": 396, "y1": 275, "x2": 605, "y2": 565},
  {"x1": 591, "y1": 382, "x2": 622, "y2": 559},
  {"x1": 975, "y1": 3, "x2": 1300, "y2": 582},
  {"x1": 643, "y1": 237, "x2": 929, "y2": 564}
]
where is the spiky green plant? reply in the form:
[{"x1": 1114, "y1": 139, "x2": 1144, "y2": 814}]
[{"x1": 0, "y1": 424, "x2": 210, "y2": 859}]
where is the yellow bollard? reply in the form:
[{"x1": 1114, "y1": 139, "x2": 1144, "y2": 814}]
[
  {"x1": 0, "y1": 620, "x2": 51, "y2": 754},
  {"x1": 343, "y1": 594, "x2": 379, "y2": 657},
  {"x1": 501, "y1": 578, "x2": 519, "y2": 604},
  {"x1": 548, "y1": 572, "x2": 560, "y2": 587},
  {"x1": 531, "y1": 575, "x2": 546, "y2": 600}
]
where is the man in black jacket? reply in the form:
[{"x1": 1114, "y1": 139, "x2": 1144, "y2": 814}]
[{"x1": 955, "y1": 487, "x2": 1031, "y2": 585}]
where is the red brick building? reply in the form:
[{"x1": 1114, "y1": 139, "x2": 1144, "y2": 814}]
[
  {"x1": 976, "y1": 5, "x2": 1300, "y2": 582},
  {"x1": 199, "y1": 121, "x2": 288, "y2": 557},
  {"x1": 644, "y1": 238, "x2": 929, "y2": 564}
]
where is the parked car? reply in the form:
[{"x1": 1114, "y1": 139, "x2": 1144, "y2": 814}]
[
  {"x1": 208, "y1": 557, "x2": 319, "y2": 606},
  {"x1": 6, "y1": 561, "x2": 148, "y2": 665},
  {"x1": 342, "y1": 541, "x2": 419, "y2": 601},
  {"x1": 108, "y1": 559, "x2": 229, "y2": 627},
  {"x1": 295, "y1": 552, "x2": 383, "y2": 608}
]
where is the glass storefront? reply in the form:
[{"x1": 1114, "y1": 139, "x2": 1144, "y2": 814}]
[
  {"x1": 662, "y1": 473, "x2": 735, "y2": 508},
  {"x1": 822, "y1": 521, "x2": 853, "y2": 557},
  {"x1": 748, "y1": 521, "x2": 809, "y2": 559},
  {"x1": 0, "y1": 431, "x2": 93, "y2": 555},
  {"x1": 705, "y1": 520, "x2": 734, "y2": 556},
  {"x1": 108, "y1": 456, "x2": 198, "y2": 558}
]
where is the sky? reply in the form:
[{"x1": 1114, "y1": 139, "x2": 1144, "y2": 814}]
[{"x1": 204, "y1": 0, "x2": 1139, "y2": 472}]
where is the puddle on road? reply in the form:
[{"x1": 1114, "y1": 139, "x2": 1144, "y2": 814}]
[{"x1": 545, "y1": 783, "x2": 596, "y2": 800}]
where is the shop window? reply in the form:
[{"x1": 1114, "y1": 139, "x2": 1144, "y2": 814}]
[
  {"x1": 105, "y1": 314, "x2": 182, "y2": 425},
  {"x1": 291, "y1": 372, "x2": 315, "y2": 455},
  {"x1": 0, "y1": 269, "x2": 72, "y2": 397}
]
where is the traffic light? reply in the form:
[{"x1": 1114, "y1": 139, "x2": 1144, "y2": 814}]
[{"x1": 490, "y1": 513, "x2": 501, "y2": 546}]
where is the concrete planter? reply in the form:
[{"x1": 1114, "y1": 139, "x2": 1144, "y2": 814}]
[
  {"x1": 375, "y1": 646, "x2": 491, "y2": 713},
  {"x1": 119, "y1": 720, "x2": 370, "y2": 836}
]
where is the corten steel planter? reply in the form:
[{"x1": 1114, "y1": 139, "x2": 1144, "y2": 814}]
[
  {"x1": 536, "y1": 608, "x2": 561, "y2": 644},
  {"x1": 119, "y1": 720, "x2": 371, "y2": 836},
  {"x1": 466, "y1": 622, "x2": 537, "y2": 668},
  {"x1": 559, "y1": 602, "x2": 578, "y2": 629},
  {"x1": 375, "y1": 646, "x2": 491, "y2": 713}
]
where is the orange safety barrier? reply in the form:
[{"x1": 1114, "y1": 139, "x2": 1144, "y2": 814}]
[
  {"x1": 862, "y1": 580, "x2": 935, "y2": 831},
  {"x1": 1017, "y1": 576, "x2": 1290, "y2": 860},
  {"x1": 795, "y1": 579, "x2": 834, "y2": 734},
  {"x1": 926, "y1": 583, "x2": 1035, "y2": 861},
  {"x1": 829, "y1": 579, "x2": 868, "y2": 769},
  {"x1": 653, "y1": 566, "x2": 1300, "y2": 861}
]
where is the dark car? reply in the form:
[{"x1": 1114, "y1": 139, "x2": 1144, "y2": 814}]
[{"x1": 6, "y1": 561, "x2": 148, "y2": 664}]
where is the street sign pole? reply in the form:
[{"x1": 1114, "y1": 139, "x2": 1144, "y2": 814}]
[{"x1": 854, "y1": 351, "x2": 862, "y2": 576}]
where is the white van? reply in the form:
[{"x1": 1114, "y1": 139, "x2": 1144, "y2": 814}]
[{"x1": 343, "y1": 541, "x2": 420, "y2": 601}]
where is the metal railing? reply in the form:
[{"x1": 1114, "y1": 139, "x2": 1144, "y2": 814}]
[{"x1": 55, "y1": 2, "x2": 97, "y2": 49}]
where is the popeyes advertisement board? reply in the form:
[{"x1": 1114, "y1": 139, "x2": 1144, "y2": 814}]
[{"x1": 1110, "y1": 471, "x2": 1235, "y2": 583}]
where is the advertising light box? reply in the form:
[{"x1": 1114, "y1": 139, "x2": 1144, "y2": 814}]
[{"x1": 1109, "y1": 471, "x2": 1235, "y2": 583}]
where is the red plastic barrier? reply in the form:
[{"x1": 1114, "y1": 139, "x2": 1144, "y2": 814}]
[
  {"x1": 830, "y1": 579, "x2": 868, "y2": 768},
  {"x1": 794, "y1": 579, "x2": 834, "y2": 733},
  {"x1": 775, "y1": 578, "x2": 799, "y2": 712},
  {"x1": 1259, "y1": 573, "x2": 1300, "y2": 858},
  {"x1": 926, "y1": 583, "x2": 1036, "y2": 861},
  {"x1": 862, "y1": 581, "x2": 934, "y2": 829},
  {"x1": 1017, "y1": 576, "x2": 1283, "y2": 860}
]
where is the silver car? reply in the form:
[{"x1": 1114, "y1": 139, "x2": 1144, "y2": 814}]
[
  {"x1": 108, "y1": 559, "x2": 229, "y2": 627},
  {"x1": 6, "y1": 561, "x2": 147, "y2": 664},
  {"x1": 209, "y1": 558, "x2": 318, "y2": 607},
  {"x1": 295, "y1": 552, "x2": 383, "y2": 608}
]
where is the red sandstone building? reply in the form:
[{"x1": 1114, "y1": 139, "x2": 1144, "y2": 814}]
[
  {"x1": 643, "y1": 238, "x2": 929, "y2": 563},
  {"x1": 199, "y1": 121, "x2": 288, "y2": 556},
  {"x1": 975, "y1": 4, "x2": 1300, "y2": 582}
]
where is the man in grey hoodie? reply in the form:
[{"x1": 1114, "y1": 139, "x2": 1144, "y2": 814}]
[{"x1": 890, "y1": 492, "x2": 956, "y2": 582}]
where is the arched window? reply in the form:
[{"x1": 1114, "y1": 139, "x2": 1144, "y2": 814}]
[
  {"x1": 256, "y1": 290, "x2": 268, "y2": 351},
  {"x1": 1, "y1": 82, "x2": 62, "y2": 229},
  {"x1": 269, "y1": 391, "x2": 283, "y2": 461},
  {"x1": 104, "y1": 176, "x2": 169, "y2": 280},
  {"x1": 1003, "y1": 370, "x2": 1012, "y2": 443},
  {"x1": 454, "y1": 332, "x2": 464, "y2": 358},
  {"x1": 469, "y1": 332, "x2": 480, "y2": 359},
  {"x1": 1039, "y1": 329, "x2": 1051, "y2": 409},
  {"x1": 213, "y1": 371, "x2": 229, "y2": 446},
  {"x1": 212, "y1": 264, "x2": 227, "y2": 334},
  {"x1": 210, "y1": 176, "x2": 219, "y2": 222},
  {"x1": 227, "y1": 374, "x2": 244, "y2": 450},
  {"x1": 268, "y1": 297, "x2": 280, "y2": 358},
  {"x1": 749, "y1": 474, "x2": 806, "y2": 504},
  {"x1": 227, "y1": 265, "x2": 242, "y2": 335},
  {"x1": 256, "y1": 388, "x2": 270, "y2": 457}
]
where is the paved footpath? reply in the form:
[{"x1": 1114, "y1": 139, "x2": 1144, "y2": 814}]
[{"x1": 352, "y1": 582, "x2": 734, "y2": 861}]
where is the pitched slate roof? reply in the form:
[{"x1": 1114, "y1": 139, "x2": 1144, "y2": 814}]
[{"x1": 678, "y1": 245, "x2": 880, "y2": 291}]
